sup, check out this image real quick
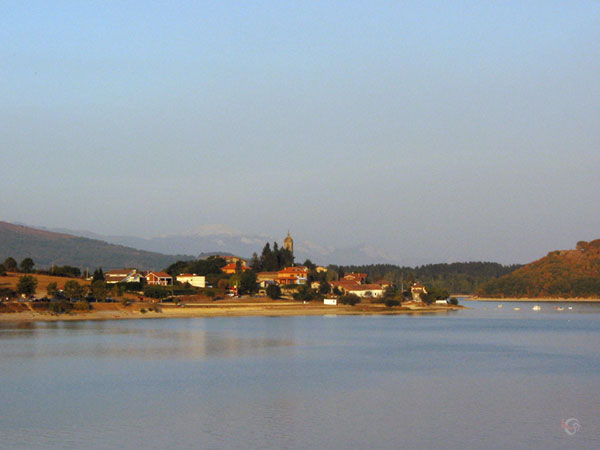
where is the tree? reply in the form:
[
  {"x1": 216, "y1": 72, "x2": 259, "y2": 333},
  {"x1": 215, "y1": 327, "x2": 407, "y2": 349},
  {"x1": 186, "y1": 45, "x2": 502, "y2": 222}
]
[
  {"x1": 293, "y1": 285, "x2": 315, "y2": 301},
  {"x1": 19, "y1": 258, "x2": 35, "y2": 273},
  {"x1": 91, "y1": 280, "x2": 108, "y2": 301},
  {"x1": 46, "y1": 282, "x2": 59, "y2": 297},
  {"x1": 249, "y1": 252, "x2": 261, "y2": 272},
  {"x1": 0, "y1": 263, "x2": 6, "y2": 276},
  {"x1": 63, "y1": 280, "x2": 85, "y2": 300},
  {"x1": 17, "y1": 275, "x2": 38, "y2": 297},
  {"x1": 318, "y1": 281, "x2": 331, "y2": 295},
  {"x1": 303, "y1": 259, "x2": 316, "y2": 270},
  {"x1": 4, "y1": 257, "x2": 17, "y2": 272},
  {"x1": 266, "y1": 284, "x2": 282, "y2": 300},
  {"x1": 239, "y1": 271, "x2": 258, "y2": 295},
  {"x1": 92, "y1": 268, "x2": 105, "y2": 282}
]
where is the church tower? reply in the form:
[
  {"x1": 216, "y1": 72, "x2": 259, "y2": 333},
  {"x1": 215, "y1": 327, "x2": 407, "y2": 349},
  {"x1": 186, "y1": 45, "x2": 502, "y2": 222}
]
[{"x1": 283, "y1": 231, "x2": 294, "y2": 254}]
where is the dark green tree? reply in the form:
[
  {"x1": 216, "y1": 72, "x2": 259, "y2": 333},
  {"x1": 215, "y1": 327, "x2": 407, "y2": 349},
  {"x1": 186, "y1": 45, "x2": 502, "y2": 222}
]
[
  {"x1": 17, "y1": 275, "x2": 38, "y2": 297},
  {"x1": 63, "y1": 280, "x2": 85, "y2": 300},
  {"x1": 0, "y1": 263, "x2": 6, "y2": 276},
  {"x1": 4, "y1": 257, "x2": 18, "y2": 272},
  {"x1": 266, "y1": 283, "x2": 282, "y2": 299},
  {"x1": 303, "y1": 259, "x2": 316, "y2": 270},
  {"x1": 239, "y1": 270, "x2": 258, "y2": 295},
  {"x1": 19, "y1": 258, "x2": 35, "y2": 273},
  {"x1": 249, "y1": 252, "x2": 261, "y2": 271},
  {"x1": 92, "y1": 268, "x2": 105, "y2": 282},
  {"x1": 91, "y1": 280, "x2": 108, "y2": 301},
  {"x1": 318, "y1": 281, "x2": 331, "y2": 295},
  {"x1": 46, "y1": 282, "x2": 59, "y2": 297}
]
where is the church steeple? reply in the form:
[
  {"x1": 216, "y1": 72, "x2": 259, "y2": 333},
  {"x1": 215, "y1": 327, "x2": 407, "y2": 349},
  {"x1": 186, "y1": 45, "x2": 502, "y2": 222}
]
[{"x1": 283, "y1": 231, "x2": 293, "y2": 254}]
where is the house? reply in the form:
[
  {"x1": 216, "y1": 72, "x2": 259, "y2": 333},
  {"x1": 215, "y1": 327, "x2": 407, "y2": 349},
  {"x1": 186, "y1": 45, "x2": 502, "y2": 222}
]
[
  {"x1": 343, "y1": 273, "x2": 367, "y2": 284},
  {"x1": 329, "y1": 280, "x2": 362, "y2": 294},
  {"x1": 277, "y1": 266, "x2": 308, "y2": 285},
  {"x1": 221, "y1": 263, "x2": 251, "y2": 274},
  {"x1": 315, "y1": 266, "x2": 328, "y2": 273},
  {"x1": 145, "y1": 271, "x2": 173, "y2": 286},
  {"x1": 105, "y1": 269, "x2": 143, "y2": 284},
  {"x1": 257, "y1": 271, "x2": 279, "y2": 288},
  {"x1": 344, "y1": 284, "x2": 385, "y2": 298},
  {"x1": 411, "y1": 283, "x2": 428, "y2": 302},
  {"x1": 176, "y1": 273, "x2": 206, "y2": 288},
  {"x1": 223, "y1": 256, "x2": 248, "y2": 265}
]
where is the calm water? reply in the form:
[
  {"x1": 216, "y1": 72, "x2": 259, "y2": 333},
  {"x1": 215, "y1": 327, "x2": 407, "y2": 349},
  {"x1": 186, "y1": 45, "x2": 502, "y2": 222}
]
[{"x1": 1, "y1": 301, "x2": 599, "y2": 449}]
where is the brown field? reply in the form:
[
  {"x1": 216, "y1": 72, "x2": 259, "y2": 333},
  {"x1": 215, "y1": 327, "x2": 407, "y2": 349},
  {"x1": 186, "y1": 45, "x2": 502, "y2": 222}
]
[{"x1": 0, "y1": 272, "x2": 91, "y2": 297}]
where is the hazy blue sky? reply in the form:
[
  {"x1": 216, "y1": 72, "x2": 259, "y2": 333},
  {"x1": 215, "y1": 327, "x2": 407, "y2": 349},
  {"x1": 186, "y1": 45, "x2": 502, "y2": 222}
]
[{"x1": 1, "y1": 1, "x2": 599, "y2": 265}]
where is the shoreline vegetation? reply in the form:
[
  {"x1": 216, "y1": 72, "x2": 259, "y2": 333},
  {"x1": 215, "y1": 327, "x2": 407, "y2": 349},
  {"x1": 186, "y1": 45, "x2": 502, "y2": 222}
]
[{"x1": 0, "y1": 298, "x2": 463, "y2": 323}]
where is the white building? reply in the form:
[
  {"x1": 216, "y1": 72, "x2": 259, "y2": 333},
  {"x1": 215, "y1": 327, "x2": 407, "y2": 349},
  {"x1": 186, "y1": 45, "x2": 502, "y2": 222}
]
[
  {"x1": 176, "y1": 273, "x2": 206, "y2": 288},
  {"x1": 345, "y1": 284, "x2": 385, "y2": 298}
]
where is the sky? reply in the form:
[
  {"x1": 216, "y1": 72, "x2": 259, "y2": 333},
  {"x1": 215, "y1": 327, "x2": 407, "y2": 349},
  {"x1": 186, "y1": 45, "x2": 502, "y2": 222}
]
[{"x1": 1, "y1": 0, "x2": 599, "y2": 265}]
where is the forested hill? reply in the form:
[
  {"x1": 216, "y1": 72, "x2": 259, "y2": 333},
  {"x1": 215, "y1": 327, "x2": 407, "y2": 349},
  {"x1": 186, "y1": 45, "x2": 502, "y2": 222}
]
[
  {"x1": 477, "y1": 240, "x2": 600, "y2": 298},
  {"x1": 0, "y1": 221, "x2": 192, "y2": 270},
  {"x1": 329, "y1": 262, "x2": 522, "y2": 294}
]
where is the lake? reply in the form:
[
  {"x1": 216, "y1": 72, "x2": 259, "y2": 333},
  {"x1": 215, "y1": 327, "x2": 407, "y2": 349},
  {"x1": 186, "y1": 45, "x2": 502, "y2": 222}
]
[{"x1": 1, "y1": 301, "x2": 599, "y2": 449}]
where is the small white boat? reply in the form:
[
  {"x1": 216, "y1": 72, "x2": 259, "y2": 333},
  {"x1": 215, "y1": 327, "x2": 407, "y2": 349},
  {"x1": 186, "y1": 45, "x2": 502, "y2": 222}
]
[
  {"x1": 497, "y1": 304, "x2": 503, "y2": 308},
  {"x1": 568, "y1": 306, "x2": 573, "y2": 310},
  {"x1": 532, "y1": 305, "x2": 541, "y2": 311},
  {"x1": 554, "y1": 306, "x2": 565, "y2": 311},
  {"x1": 513, "y1": 307, "x2": 521, "y2": 311}
]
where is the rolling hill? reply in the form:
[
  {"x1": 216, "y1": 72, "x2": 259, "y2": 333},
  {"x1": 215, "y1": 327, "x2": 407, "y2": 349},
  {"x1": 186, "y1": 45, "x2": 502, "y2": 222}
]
[
  {"x1": 477, "y1": 240, "x2": 600, "y2": 298},
  {"x1": 0, "y1": 221, "x2": 193, "y2": 270}
]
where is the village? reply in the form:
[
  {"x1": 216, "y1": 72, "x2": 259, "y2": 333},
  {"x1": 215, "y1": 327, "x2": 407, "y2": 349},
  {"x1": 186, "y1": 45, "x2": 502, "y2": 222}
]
[
  {"x1": 0, "y1": 232, "x2": 460, "y2": 321},
  {"x1": 97, "y1": 232, "x2": 441, "y2": 305}
]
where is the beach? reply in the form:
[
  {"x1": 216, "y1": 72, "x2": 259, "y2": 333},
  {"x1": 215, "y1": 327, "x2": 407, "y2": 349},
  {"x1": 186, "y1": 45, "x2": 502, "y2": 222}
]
[{"x1": 0, "y1": 298, "x2": 462, "y2": 322}]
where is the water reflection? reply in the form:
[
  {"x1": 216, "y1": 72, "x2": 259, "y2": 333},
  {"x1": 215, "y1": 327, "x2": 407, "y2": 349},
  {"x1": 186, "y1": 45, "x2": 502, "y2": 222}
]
[{"x1": 0, "y1": 321, "x2": 294, "y2": 360}]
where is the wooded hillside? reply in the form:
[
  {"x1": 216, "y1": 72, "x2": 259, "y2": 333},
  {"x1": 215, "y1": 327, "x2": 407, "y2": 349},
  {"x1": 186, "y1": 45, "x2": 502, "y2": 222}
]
[{"x1": 477, "y1": 240, "x2": 600, "y2": 298}]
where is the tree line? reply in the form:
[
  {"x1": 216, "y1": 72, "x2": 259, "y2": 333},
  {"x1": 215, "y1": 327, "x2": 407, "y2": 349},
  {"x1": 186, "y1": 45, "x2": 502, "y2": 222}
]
[{"x1": 327, "y1": 261, "x2": 522, "y2": 294}]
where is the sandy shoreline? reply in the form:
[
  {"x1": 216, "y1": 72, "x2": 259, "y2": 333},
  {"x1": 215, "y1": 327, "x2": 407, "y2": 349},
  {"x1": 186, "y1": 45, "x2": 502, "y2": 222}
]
[{"x1": 0, "y1": 300, "x2": 462, "y2": 322}]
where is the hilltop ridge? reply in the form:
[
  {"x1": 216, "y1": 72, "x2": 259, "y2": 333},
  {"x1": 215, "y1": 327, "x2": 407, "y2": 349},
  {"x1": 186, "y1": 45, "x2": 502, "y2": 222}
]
[
  {"x1": 0, "y1": 221, "x2": 192, "y2": 270},
  {"x1": 477, "y1": 240, "x2": 600, "y2": 298}
]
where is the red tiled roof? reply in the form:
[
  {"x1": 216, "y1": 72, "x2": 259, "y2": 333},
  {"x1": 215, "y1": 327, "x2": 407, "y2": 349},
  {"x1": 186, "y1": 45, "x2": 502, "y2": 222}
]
[{"x1": 148, "y1": 271, "x2": 172, "y2": 278}]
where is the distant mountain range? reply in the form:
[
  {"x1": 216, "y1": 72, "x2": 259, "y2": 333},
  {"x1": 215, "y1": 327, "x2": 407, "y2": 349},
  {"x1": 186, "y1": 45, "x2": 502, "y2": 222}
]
[
  {"x1": 477, "y1": 239, "x2": 600, "y2": 298},
  {"x1": 0, "y1": 220, "x2": 404, "y2": 269},
  {"x1": 0, "y1": 221, "x2": 193, "y2": 270},
  {"x1": 38, "y1": 224, "x2": 402, "y2": 266}
]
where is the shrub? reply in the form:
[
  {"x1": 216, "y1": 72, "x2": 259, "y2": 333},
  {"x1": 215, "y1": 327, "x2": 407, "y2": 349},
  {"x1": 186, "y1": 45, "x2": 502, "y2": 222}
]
[
  {"x1": 73, "y1": 300, "x2": 91, "y2": 311},
  {"x1": 385, "y1": 299, "x2": 400, "y2": 307},
  {"x1": 339, "y1": 294, "x2": 361, "y2": 306},
  {"x1": 48, "y1": 300, "x2": 73, "y2": 314},
  {"x1": 266, "y1": 284, "x2": 282, "y2": 300},
  {"x1": 0, "y1": 287, "x2": 16, "y2": 299},
  {"x1": 140, "y1": 308, "x2": 147, "y2": 314},
  {"x1": 449, "y1": 297, "x2": 459, "y2": 306},
  {"x1": 143, "y1": 285, "x2": 171, "y2": 299}
]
